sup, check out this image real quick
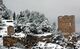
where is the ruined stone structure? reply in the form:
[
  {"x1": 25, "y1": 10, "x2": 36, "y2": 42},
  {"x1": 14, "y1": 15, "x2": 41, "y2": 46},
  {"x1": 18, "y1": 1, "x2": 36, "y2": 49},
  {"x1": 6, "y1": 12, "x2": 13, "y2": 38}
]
[
  {"x1": 3, "y1": 36, "x2": 17, "y2": 47},
  {"x1": 58, "y1": 15, "x2": 75, "y2": 37},
  {"x1": 7, "y1": 26, "x2": 14, "y2": 35}
]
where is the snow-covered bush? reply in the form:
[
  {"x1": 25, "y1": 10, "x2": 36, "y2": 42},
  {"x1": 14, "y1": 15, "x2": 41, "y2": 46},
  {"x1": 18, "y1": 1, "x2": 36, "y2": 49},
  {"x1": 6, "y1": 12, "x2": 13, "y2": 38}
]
[
  {"x1": 2, "y1": 9, "x2": 12, "y2": 20},
  {"x1": 15, "y1": 10, "x2": 53, "y2": 34}
]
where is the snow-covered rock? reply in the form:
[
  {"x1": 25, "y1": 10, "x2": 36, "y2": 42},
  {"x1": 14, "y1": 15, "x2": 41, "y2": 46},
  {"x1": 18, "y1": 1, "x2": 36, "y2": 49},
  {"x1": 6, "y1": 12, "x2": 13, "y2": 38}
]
[
  {"x1": 12, "y1": 32, "x2": 25, "y2": 38},
  {"x1": 76, "y1": 40, "x2": 80, "y2": 49},
  {"x1": 29, "y1": 33, "x2": 52, "y2": 37},
  {"x1": 37, "y1": 42, "x2": 46, "y2": 47}
]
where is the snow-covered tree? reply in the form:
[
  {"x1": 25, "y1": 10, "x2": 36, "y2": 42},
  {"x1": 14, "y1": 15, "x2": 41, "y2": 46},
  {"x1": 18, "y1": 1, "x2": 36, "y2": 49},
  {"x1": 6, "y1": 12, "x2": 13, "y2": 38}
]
[
  {"x1": 37, "y1": 20, "x2": 52, "y2": 33},
  {"x1": 2, "y1": 9, "x2": 12, "y2": 19},
  {"x1": 51, "y1": 22, "x2": 56, "y2": 32},
  {"x1": 13, "y1": 12, "x2": 16, "y2": 20},
  {"x1": 15, "y1": 10, "x2": 52, "y2": 34}
]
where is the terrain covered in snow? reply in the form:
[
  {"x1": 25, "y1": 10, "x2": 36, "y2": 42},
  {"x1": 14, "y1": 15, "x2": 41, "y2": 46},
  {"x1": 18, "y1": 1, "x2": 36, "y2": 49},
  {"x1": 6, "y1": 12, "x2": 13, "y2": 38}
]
[
  {"x1": 0, "y1": 9, "x2": 80, "y2": 49},
  {"x1": 0, "y1": 1, "x2": 80, "y2": 49}
]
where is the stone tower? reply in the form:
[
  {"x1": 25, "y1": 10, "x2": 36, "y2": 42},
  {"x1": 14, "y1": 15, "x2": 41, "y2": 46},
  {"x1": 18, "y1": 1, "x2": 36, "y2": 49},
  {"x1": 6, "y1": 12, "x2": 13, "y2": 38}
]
[
  {"x1": 7, "y1": 26, "x2": 14, "y2": 36},
  {"x1": 58, "y1": 15, "x2": 75, "y2": 37}
]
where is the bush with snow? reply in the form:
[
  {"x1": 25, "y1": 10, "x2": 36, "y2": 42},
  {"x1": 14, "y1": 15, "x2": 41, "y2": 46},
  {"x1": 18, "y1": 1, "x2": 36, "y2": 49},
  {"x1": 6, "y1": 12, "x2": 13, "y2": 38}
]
[{"x1": 15, "y1": 10, "x2": 53, "y2": 34}]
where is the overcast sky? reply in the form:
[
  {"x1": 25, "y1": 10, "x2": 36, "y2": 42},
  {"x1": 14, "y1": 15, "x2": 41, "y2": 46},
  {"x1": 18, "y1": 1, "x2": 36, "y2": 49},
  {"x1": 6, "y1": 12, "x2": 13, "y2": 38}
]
[{"x1": 3, "y1": 0, "x2": 80, "y2": 32}]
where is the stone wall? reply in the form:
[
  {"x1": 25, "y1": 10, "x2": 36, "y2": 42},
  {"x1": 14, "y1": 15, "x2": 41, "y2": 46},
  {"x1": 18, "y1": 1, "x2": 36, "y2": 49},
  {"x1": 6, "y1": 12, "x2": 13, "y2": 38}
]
[{"x1": 58, "y1": 15, "x2": 75, "y2": 37}]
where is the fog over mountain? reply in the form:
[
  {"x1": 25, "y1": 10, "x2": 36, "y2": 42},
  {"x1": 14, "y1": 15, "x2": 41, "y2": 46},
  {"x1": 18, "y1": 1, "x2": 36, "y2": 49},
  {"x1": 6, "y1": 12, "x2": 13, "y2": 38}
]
[{"x1": 3, "y1": 0, "x2": 80, "y2": 32}]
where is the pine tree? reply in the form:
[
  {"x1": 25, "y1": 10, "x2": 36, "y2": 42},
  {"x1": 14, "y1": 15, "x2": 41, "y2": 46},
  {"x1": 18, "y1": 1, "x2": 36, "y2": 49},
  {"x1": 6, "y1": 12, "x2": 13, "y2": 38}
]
[{"x1": 13, "y1": 12, "x2": 16, "y2": 20}]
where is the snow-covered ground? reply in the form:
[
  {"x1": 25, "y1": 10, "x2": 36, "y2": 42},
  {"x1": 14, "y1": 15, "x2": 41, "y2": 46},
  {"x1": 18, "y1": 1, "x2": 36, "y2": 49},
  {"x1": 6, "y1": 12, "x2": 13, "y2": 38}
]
[
  {"x1": 2, "y1": 20, "x2": 14, "y2": 26},
  {"x1": 0, "y1": 20, "x2": 14, "y2": 37},
  {"x1": 0, "y1": 19, "x2": 80, "y2": 49},
  {"x1": 32, "y1": 41, "x2": 66, "y2": 49},
  {"x1": 9, "y1": 47, "x2": 23, "y2": 49}
]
